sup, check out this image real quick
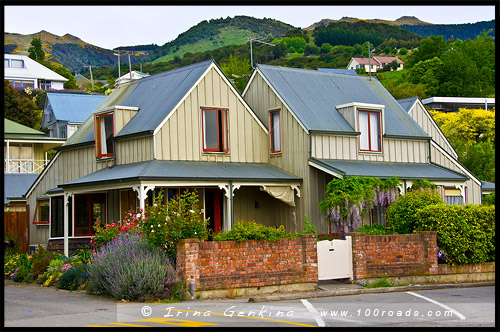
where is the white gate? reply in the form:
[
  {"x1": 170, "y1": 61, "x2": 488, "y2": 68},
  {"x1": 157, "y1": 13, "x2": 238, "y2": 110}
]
[{"x1": 317, "y1": 236, "x2": 353, "y2": 280}]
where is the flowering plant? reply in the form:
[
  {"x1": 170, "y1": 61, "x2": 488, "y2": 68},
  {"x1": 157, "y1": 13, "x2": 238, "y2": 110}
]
[{"x1": 91, "y1": 211, "x2": 143, "y2": 247}]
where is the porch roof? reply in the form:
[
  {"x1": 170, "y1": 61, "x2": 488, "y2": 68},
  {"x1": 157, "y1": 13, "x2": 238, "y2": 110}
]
[
  {"x1": 59, "y1": 160, "x2": 301, "y2": 188},
  {"x1": 309, "y1": 158, "x2": 468, "y2": 181}
]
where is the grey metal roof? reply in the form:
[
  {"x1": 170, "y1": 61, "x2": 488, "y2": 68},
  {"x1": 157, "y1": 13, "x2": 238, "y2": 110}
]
[
  {"x1": 397, "y1": 96, "x2": 419, "y2": 113},
  {"x1": 46, "y1": 93, "x2": 107, "y2": 123},
  {"x1": 309, "y1": 158, "x2": 468, "y2": 181},
  {"x1": 64, "y1": 60, "x2": 213, "y2": 147},
  {"x1": 481, "y1": 181, "x2": 495, "y2": 190},
  {"x1": 317, "y1": 68, "x2": 358, "y2": 75},
  {"x1": 256, "y1": 64, "x2": 429, "y2": 138},
  {"x1": 60, "y1": 160, "x2": 301, "y2": 188},
  {"x1": 4, "y1": 173, "x2": 39, "y2": 204}
]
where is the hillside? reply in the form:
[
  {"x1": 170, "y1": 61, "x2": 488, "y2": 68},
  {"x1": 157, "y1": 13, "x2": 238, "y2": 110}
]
[
  {"x1": 400, "y1": 20, "x2": 495, "y2": 40},
  {"x1": 148, "y1": 15, "x2": 295, "y2": 63},
  {"x1": 305, "y1": 16, "x2": 432, "y2": 30},
  {"x1": 3, "y1": 30, "x2": 141, "y2": 72}
]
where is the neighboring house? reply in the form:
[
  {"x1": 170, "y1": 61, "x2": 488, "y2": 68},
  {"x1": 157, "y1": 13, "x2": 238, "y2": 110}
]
[
  {"x1": 481, "y1": 181, "x2": 495, "y2": 197},
  {"x1": 4, "y1": 53, "x2": 68, "y2": 90},
  {"x1": 115, "y1": 70, "x2": 150, "y2": 85},
  {"x1": 242, "y1": 65, "x2": 481, "y2": 233},
  {"x1": 422, "y1": 96, "x2": 495, "y2": 113},
  {"x1": 4, "y1": 118, "x2": 66, "y2": 174},
  {"x1": 25, "y1": 60, "x2": 301, "y2": 255},
  {"x1": 4, "y1": 173, "x2": 39, "y2": 211},
  {"x1": 347, "y1": 56, "x2": 404, "y2": 73},
  {"x1": 40, "y1": 93, "x2": 108, "y2": 138},
  {"x1": 317, "y1": 68, "x2": 358, "y2": 75},
  {"x1": 398, "y1": 97, "x2": 482, "y2": 205}
]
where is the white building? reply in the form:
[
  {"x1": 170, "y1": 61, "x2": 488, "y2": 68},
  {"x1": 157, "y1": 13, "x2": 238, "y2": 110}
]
[{"x1": 4, "y1": 53, "x2": 68, "y2": 90}]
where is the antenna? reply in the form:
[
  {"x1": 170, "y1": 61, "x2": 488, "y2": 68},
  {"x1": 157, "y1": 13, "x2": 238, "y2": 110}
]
[
  {"x1": 248, "y1": 37, "x2": 275, "y2": 69},
  {"x1": 113, "y1": 52, "x2": 121, "y2": 79}
]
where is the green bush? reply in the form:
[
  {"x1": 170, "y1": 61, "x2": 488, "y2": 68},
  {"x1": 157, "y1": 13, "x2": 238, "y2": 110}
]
[
  {"x1": 355, "y1": 224, "x2": 394, "y2": 235},
  {"x1": 482, "y1": 192, "x2": 495, "y2": 205},
  {"x1": 415, "y1": 204, "x2": 495, "y2": 264},
  {"x1": 212, "y1": 220, "x2": 298, "y2": 242},
  {"x1": 58, "y1": 265, "x2": 88, "y2": 291},
  {"x1": 386, "y1": 189, "x2": 444, "y2": 234}
]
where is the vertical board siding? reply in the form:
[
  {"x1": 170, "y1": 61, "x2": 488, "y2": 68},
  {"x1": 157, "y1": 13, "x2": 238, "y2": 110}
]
[
  {"x1": 311, "y1": 135, "x2": 429, "y2": 163},
  {"x1": 243, "y1": 72, "x2": 309, "y2": 232},
  {"x1": 116, "y1": 136, "x2": 154, "y2": 165},
  {"x1": 154, "y1": 67, "x2": 268, "y2": 164}
]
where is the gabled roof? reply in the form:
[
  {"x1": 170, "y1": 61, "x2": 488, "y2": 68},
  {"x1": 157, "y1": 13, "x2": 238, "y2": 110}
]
[
  {"x1": 317, "y1": 68, "x2": 358, "y2": 75},
  {"x1": 351, "y1": 56, "x2": 403, "y2": 65},
  {"x1": 252, "y1": 64, "x2": 428, "y2": 138},
  {"x1": 4, "y1": 54, "x2": 68, "y2": 82},
  {"x1": 64, "y1": 60, "x2": 214, "y2": 147},
  {"x1": 4, "y1": 118, "x2": 45, "y2": 137},
  {"x1": 45, "y1": 93, "x2": 107, "y2": 123},
  {"x1": 481, "y1": 181, "x2": 495, "y2": 191},
  {"x1": 373, "y1": 56, "x2": 404, "y2": 64},
  {"x1": 4, "y1": 173, "x2": 39, "y2": 204}
]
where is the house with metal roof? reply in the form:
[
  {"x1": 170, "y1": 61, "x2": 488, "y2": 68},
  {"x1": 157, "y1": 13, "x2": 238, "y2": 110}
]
[
  {"x1": 421, "y1": 96, "x2": 495, "y2": 113},
  {"x1": 242, "y1": 64, "x2": 481, "y2": 233},
  {"x1": 25, "y1": 60, "x2": 301, "y2": 255},
  {"x1": 40, "y1": 93, "x2": 108, "y2": 138},
  {"x1": 115, "y1": 70, "x2": 150, "y2": 85},
  {"x1": 347, "y1": 56, "x2": 404, "y2": 73},
  {"x1": 4, "y1": 54, "x2": 68, "y2": 90}
]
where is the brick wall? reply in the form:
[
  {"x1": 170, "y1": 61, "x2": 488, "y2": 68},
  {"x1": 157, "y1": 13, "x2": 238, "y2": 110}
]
[
  {"x1": 176, "y1": 234, "x2": 318, "y2": 291},
  {"x1": 348, "y1": 231, "x2": 438, "y2": 279}
]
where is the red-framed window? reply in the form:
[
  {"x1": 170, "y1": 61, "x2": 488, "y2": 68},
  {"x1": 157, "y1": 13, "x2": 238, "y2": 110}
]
[
  {"x1": 270, "y1": 109, "x2": 282, "y2": 154},
  {"x1": 358, "y1": 110, "x2": 382, "y2": 152},
  {"x1": 32, "y1": 199, "x2": 50, "y2": 225},
  {"x1": 95, "y1": 113, "x2": 114, "y2": 158},
  {"x1": 74, "y1": 193, "x2": 106, "y2": 236},
  {"x1": 202, "y1": 108, "x2": 229, "y2": 153}
]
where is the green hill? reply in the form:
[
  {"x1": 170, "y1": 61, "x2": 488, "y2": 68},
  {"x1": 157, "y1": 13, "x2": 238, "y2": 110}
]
[{"x1": 148, "y1": 15, "x2": 295, "y2": 63}]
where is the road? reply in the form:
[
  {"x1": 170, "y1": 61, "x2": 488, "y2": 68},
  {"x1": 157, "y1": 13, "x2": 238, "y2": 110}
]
[{"x1": 3, "y1": 281, "x2": 495, "y2": 328}]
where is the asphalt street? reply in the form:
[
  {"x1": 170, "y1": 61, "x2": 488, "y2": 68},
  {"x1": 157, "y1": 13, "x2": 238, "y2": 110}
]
[{"x1": 3, "y1": 280, "x2": 496, "y2": 328}]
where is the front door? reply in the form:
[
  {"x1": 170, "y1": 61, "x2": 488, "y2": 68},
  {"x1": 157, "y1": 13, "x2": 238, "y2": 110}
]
[{"x1": 205, "y1": 188, "x2": 224, "y2": 234}]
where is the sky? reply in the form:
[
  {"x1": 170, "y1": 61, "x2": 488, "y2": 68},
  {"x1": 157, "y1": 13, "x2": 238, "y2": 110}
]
[{"x1": 3, "y1": 5, "x2": 497, "y2": 50}]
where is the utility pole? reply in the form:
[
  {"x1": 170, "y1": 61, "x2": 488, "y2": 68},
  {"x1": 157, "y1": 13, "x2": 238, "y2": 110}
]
[
  {"x1": 127, "y1": 53, "x2": 132, "y2": 81},
  {"x1": 248, "y1": 37, "x2": 275, "y2": 69},
  {"x1": 114, "y1": 52, "x2": 121, "y2": 80},
  {"x1": 85, "y1": 64, "x2": 94, "y2": 89}
]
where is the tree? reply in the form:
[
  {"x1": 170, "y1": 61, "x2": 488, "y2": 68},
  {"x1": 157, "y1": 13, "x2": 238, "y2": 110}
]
[
  {"x1": 407, "y1": 35, "x2": 449, "y2": 68},
  {"x1": 220, "y1": 54, "x2": 251, "y2": 93},
  {"x1": 28, "y1": 38, "x2": 45, "y2": 63},
  {"x1": 51, "y1": 65, "x2": 78, "y2": 90},
  {"x1": 4, "y1": 80, "x2": 41, "y2": 129}
]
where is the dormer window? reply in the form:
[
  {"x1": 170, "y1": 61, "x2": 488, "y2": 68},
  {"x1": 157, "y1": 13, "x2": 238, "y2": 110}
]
[
  {"x1": 358, "y1": 110, "x2": 381, "y2": 152},
  {"x1": 95, "y1": 113, "x2": 114, "y2": 158}
]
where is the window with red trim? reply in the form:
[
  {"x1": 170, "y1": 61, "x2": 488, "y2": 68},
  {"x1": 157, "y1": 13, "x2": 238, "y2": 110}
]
[
  {"x1": 95, "y1": 113, "x2": 114, "y2": 158},
  {"x1": 270, "y1": 110, "x2": 281, "y2": 153},
  {"x1": 74, "y1": 193, "x2": 106, "y2": 236},
  {"x1": 202, "y1": 108, "x2": 229, "y2": 153},
  {"x1": 33, "y1": 199, "x2": 49, "y2": 225},
  {"x1": 358, "y1": 110, "x2": 381, "y2": 152}
]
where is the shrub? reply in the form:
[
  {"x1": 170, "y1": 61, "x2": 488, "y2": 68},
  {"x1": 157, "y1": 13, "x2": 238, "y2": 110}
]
[
  {"x1": 415, "y1": 204, "x2": 495, "y2": 264},
  {"x1": 30, "y1": 245, "x2": 54, "y2": 278},
  {"x1": 11, "y1": 253, "x2": 32, "y2": 283},
  {"x1": 58, "y1": 265, "x2": 88, "y2": 291},
  {"x1": 87, "y1": 233, "x2": 179, "y2": 301},
  {"x1": 212, "y1": 220, "x2": 298, "y2": 242},
  {"x1": 38, "y1": 257, "x2": 66, "y2": 286},
  {"x1": 91, "y1": 213, "x2": 143, "y2": 247},
  {"x1": 482, "y1": 192, "x2": 495, "y2": 205},
  {"x1": 355, "y1": 224, "x2": 394, "y2": 235},
  {"x1": 386, "y1": 189, "x2": 444, "y2": 234}
]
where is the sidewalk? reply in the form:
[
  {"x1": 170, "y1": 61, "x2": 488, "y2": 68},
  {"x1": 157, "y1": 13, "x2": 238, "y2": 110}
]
[{"x1": 247, "y1": 279, "x2": 495, "y2": 303}]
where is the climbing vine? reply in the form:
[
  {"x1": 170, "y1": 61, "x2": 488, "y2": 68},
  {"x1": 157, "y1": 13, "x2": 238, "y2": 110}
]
[{"x1": 318, "y1": 176, "x2": 400, "y2": 232}]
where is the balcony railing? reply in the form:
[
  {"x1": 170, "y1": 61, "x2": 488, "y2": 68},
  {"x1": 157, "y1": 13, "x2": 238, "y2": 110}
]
[{"x1": 4, "y1": 159, "x2": 49, "y2": 173}]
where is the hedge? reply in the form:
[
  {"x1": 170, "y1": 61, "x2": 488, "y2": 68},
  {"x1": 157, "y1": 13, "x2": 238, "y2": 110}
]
[{"x1": 414, "y1": 204, "x2": 495, "y2": 264}]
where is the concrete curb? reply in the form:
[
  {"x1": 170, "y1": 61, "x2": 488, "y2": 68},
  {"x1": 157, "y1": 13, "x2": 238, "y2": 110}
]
[{"x1": 247, "y1": 281, "x2": 495, "y2": 303}]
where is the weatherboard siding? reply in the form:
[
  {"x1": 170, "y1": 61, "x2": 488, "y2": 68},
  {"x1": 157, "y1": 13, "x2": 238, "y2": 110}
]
[
  {"x1": 154, "y1": 67, "x2": 268, "y2": 164},
  {"x1": 243, "y1": 71, "x2": 310, "y2": 232},
  {"x1": 430, "y1": 145, "x2": 481, "y2": 204},
  {"x1": 26, "y1": 145, "x2": 112, "y2": 246},
  {"x1": 311, "y1": 134, "x2": 429, "y2": 163}
]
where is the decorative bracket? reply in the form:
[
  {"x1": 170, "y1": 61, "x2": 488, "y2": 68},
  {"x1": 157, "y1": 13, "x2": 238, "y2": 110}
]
[{"x1": 291, "y1": 185, "x2": 301, "y2": 198}]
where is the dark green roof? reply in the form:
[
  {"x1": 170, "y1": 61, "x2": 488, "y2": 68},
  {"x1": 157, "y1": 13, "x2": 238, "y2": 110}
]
[
  {"x1": 310, "y1": 158, "x2": 468, "y2": 181},
  {"x1": 60, "y1": 160, "x2": 301, "y2": 188}
]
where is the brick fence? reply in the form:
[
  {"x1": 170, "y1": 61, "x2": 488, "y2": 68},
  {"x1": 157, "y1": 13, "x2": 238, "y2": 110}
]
[
  {"x1": 348, "y1": 231, "x2": 438, "y2": 279},
  {"x1": 176, "y1": 234, "x2": 318, "y2": 291}
]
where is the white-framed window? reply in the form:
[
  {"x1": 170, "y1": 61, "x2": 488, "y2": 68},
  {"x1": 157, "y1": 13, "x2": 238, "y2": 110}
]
[
  {"x1": 202, "y1": 107, "x2": 229, "y2": 153},
  {"x1": 270, "y1": 109, "x2": 281, "y2": 154},
  {"x1": 358, "y1": 110, "x2": 382, "y2": 152}
]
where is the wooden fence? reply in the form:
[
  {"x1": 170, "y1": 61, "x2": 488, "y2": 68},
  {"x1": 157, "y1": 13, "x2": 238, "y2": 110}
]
[{"x1": 4, "y1": 209, "x2": 29, "y2": 253}]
